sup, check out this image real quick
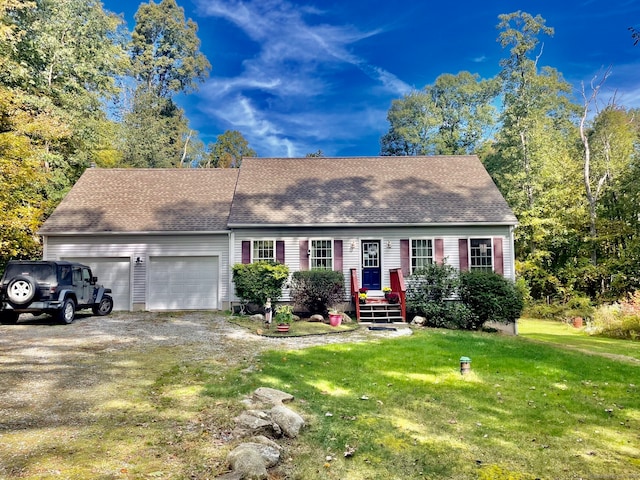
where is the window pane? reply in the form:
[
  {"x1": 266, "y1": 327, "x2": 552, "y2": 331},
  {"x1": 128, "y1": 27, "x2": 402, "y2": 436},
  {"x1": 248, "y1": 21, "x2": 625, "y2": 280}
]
[
  {"x1": 311, "y1": 240, "x2": 333, "y2": 270},
  {"x1": 253, "y1": 240, "x2": 274, "y2": 262},
  {"x1": 470, "y1": 238, "x2": 492, "y2": 271},
  {"x1": 411, "y1": 239, "x2": 433, "y2": 273},
  {"x1": 362, "y1": 242, "x2": 379, "y2": 268}
]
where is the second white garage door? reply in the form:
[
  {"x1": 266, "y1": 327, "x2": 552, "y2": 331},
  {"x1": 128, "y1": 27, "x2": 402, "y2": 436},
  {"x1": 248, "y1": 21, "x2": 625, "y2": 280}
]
[{"x1": 148, "y1": 256, "x2": 219, "y2": 310}]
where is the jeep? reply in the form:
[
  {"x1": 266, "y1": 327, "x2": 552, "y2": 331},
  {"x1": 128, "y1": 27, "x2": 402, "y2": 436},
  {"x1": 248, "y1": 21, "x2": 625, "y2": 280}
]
[{"x1": 0, "y1": 260, "x2": 114, "y2": 325}]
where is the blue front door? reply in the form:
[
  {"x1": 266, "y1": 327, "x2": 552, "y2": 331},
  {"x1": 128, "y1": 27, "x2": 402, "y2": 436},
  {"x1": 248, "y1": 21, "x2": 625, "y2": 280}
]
[{"x1": 361, "y1": 240, "x2": 381, "y2": 290}]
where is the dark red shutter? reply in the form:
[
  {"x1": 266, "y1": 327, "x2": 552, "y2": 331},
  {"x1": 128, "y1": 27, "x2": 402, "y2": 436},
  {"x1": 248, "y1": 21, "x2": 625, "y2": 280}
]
[
  {"x1": 493, "y1": 237, "x2": 504, "y2": 275},
  {"x1": 241, "y1": 241, "x2": 251, "y2": 264},
  {"x1": 334, "y1": 240, "x2": 343, "y2": 272},
  {"x1": 400, "y1": 239, "x2": 410, "y2": 276},
  {"x1": 299, "y1": 240, "x2": 309, "y2": 270},
  {"x1": 434, "y1": 238, "x2": 444, "y2": 264},
  {"x1": 276, "y1": 241, "x2": 285, "y2": 263},
  {"x1": 459, "y1": 239, "x2": 468, "y2": 271}
]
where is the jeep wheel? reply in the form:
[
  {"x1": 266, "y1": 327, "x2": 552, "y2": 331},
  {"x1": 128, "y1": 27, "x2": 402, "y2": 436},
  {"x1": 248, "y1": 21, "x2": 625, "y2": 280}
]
[
  {"x1": 58, "y1": 298, "x2": 76, "y2": 324},
  {"x1": 7, "y1": 276, "x2": 36, "y2": 305},
  {"x1": 92, "y1": 295, "x2": 113, "y2": 316},
  {"x1": 0, "y1": 311, "x2": 19, "y2": 324}
]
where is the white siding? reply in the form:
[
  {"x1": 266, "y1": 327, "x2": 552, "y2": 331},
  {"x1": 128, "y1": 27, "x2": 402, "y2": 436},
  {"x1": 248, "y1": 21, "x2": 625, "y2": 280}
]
[
  {"x1": 231, "y1": 226, "x2": 515, "y2": 302},
  {"x1": 44, "y1": 234, "x2": 230, "y2": 310}
]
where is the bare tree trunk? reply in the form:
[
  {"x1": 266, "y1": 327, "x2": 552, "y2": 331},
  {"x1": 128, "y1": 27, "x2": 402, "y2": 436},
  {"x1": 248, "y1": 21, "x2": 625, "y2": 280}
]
[
  {"x1": 580, "y1": 69, "x2": 611, "y2": 266},
  {"x1": 180, "y1": 130, "x2": 193, "y2": 167}
]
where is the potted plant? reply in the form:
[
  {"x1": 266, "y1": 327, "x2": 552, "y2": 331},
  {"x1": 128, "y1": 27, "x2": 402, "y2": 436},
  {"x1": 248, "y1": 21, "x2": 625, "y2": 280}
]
[
  {"x1": 274, "y1": 304, "x2": 294, "y2": 332},
  {"x1": 387, "y1": 292, "x2": 400, "y2": 304},
  {"x1": 358, "y1": 292, "x2": 367, "y2": 304},
  {"x1": 328, "y1": 307, "x2": 342, "y2": 327},
  {"x1": 382, "y1": 286, "x2": 392, "y2": 299}
]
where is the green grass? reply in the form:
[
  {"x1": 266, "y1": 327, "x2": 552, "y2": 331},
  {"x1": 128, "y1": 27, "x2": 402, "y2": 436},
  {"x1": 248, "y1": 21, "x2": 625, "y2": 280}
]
[
  {"x1": 207, "y1": 326, "x2": 640, "y2": 479},
  {"x1": 519, "y1": 317, "x2": 640, "y2": 362}
]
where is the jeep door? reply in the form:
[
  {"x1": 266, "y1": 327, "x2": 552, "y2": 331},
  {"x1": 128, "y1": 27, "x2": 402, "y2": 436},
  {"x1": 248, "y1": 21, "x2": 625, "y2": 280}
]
[{"x1": 72, "y1": 267, "x2": 91, "y2": 306}]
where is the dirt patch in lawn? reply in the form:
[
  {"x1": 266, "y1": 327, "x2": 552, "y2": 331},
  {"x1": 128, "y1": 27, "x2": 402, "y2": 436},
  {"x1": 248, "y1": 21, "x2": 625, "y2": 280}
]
[{"x1": 0, "y1": 311, "x2": 411, "y2": 479}]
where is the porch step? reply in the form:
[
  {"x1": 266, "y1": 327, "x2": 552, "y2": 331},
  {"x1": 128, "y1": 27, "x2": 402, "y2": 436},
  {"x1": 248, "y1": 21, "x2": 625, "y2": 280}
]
[{"x1": 358, "y1": 302, "x2": 403, "y2": 323}]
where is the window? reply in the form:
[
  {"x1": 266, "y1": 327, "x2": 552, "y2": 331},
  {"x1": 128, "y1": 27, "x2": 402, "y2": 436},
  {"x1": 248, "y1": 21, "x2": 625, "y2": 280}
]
[
  {"x1": 411, "y1": 239, "x2": 433, "y2": 273},
  {"x1": 469, "y1": 238, "x2": 492, "y2": 271},
  {"x1": 310, "y1": 239, "x2": 333, "y2": 270},
  {"x1": 252, "y1": 240, "x2": 275, "y2": 262}
]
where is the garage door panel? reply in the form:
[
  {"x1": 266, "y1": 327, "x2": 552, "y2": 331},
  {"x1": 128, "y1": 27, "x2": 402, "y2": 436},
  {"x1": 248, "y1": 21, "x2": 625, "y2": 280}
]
[
  {"x1": 63, "y1": 257, "x2": 131, "y2": 311},
  {"x1": 148, "y1": 256, "x2": 218, "y2": 310}
]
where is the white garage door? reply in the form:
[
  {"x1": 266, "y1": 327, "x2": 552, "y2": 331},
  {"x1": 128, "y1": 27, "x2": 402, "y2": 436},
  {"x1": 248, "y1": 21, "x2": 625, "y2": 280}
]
[
  {"x1": 148, "y1": 256, "x2": 218, "y2": 310},
  {"x1": 63, "y1": 257, "x2": 131, "y2": 311}
]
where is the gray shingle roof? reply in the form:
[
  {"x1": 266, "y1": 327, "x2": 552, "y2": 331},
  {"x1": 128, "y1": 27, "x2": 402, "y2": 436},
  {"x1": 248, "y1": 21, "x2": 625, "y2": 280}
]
[
  {"x1": 39, "y1": 168, "x2": 240, "y2": 234},
  {"x1": 228, "y1": 156, "x2": 517, "y2": 226}
]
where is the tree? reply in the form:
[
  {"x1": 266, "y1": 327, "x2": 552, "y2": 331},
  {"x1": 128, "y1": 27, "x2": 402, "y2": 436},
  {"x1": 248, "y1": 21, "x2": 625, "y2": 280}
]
[
  {"x1": 0, "y1": 0, "x2": 128, "y2": 262},
  {"x1": 120, "y1": 90, "x2": 190, "y2": 168},
  {"x1": 122, "y1": 0, "x2": 211, "y2": 168},
  {"x1": 486, "y1": 11, "x2": 583, "y2": 302},
  {"x1": 305, "y1": 149, "x2": 324, "y2": 157},
  {"x1": 203, "y1": 130, "x2": 256, "y2": 168},
  {"x1": 130, "y1": 0, "x2": 210, "y2": 98},
  {"x1": 381, "y1": 72, "x2": 499, "y2": 155}
]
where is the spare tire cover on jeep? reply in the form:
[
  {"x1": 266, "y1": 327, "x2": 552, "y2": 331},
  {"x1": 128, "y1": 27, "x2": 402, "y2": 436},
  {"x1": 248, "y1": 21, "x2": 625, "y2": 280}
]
[{"x1": 7, "y1": 276, "x2": 36, "y2": 305}]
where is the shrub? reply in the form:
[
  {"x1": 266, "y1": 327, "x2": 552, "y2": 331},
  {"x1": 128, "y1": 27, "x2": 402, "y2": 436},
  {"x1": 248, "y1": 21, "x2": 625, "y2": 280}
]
[
  {"x1": 590, "y1": 293, "x2": 640, "y2": 340},
  {"x1": 232, "y1": 261, "x2": 289, "y2": 309},
  {"x1": 290, "y1": 270, "x2": 345, "y2": 314},
  {"x1": 406, "y1": 262, "x2": 459, "y2": 310},
  {"x1": 595, "y1": 313, "x2": 640, "y2": 340},
  {"x1": 459, "y1": 270, "x2": 523, "y2": 327},
  {"x1": 564, "y1": 294, "x2": 594, "y2": 320},
  {"x1": 406, "y1": 263, "x2": 477, "y2": 328},
  {"x1": 522, "y1": 302, "x2": 567, "y2": 320}
]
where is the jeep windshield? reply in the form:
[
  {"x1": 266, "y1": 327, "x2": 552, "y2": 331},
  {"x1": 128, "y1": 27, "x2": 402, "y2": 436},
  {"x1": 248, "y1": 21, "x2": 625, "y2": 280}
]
[{"x1": 4, "y1": 264, "x2": 56, "y2": 283}]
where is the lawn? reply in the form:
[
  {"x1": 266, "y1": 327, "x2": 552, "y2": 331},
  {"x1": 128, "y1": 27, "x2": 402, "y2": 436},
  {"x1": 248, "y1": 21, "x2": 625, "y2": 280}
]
[
  {"x1": 518, "y1": 317, "x2": 640, "y2": 362},
  {"x1": 208, "y1": 322, "x2": 640, "y2": 479},
  {"x1": 2, "y1": 316, "x2": 637, "y2": 479}
]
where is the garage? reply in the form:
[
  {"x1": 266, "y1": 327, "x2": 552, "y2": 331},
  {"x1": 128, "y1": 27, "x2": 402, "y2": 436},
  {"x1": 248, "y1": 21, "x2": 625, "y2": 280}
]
[
  {"x1": 63, "y1": 257, "x2": 131, "y2": 311},
  {"x1": 148, "y1": 256, "x2": 218, "y2": 310}
]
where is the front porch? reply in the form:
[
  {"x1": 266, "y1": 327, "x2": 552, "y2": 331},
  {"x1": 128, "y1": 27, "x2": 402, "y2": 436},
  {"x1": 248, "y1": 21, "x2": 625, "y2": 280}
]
[{"x1": 351, "y1": 268, "x2": 407, "y2": 323}]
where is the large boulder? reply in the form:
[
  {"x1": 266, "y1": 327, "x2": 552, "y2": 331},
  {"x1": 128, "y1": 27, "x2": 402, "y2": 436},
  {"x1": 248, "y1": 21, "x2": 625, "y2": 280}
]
[
  {"x1": 227, "y1": 444, "x2": 269, "y2": 479},
  {"x1": 253, "y1": 387, "x2": 294, "y2": 405},
  {"x1": 271, "y1": 405, "x2": 305, "y2": 438}
]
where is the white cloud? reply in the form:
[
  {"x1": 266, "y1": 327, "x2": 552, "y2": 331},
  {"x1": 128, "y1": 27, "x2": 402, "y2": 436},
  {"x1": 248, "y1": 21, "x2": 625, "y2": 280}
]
[{"x1": 193, "y1": 0, "x2": 408, "y2": 156}]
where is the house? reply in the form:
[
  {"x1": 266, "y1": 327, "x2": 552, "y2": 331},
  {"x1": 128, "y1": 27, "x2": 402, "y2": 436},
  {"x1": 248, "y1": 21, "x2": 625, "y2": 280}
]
[{"x1": 39, "y1": 156, "x2": 518, "y2": 320}]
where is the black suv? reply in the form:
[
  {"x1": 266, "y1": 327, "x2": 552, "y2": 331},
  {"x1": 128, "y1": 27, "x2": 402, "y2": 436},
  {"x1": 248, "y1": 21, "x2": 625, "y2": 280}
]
[{"x1": 0, "y1": 260, "x2": 113, "y2": 324}]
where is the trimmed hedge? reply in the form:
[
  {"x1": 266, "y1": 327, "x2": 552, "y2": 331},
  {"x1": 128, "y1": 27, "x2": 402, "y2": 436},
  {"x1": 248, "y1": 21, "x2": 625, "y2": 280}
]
[
  {"x1": 458, "y1": 270, "x2": 524, "y2": 326},
  {"x1": 232, "y1": 261, "x2": 289, "y2": 309}
]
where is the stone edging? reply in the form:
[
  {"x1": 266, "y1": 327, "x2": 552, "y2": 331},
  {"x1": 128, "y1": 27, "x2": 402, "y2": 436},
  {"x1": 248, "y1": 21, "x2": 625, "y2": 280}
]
[{"x1": 216, "y1": 387, "x2": 304, "y2": 479}]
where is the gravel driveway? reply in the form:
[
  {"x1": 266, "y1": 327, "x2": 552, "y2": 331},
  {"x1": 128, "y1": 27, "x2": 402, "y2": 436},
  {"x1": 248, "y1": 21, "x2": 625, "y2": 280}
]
[{"x1": 0, "y1": 311, "x2": 411, "y2": 439}]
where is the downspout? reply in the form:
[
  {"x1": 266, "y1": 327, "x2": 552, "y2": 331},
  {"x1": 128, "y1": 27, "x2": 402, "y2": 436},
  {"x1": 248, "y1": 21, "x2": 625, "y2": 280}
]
[{"x1": 228, "y1": 230, "x2": 235, "y2": 311}]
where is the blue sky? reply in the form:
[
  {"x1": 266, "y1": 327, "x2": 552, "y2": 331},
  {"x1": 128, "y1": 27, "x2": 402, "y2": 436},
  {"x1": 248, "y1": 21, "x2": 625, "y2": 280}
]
[{"x1": 104, "y1": 0, "x2": 640, "y2": 157}]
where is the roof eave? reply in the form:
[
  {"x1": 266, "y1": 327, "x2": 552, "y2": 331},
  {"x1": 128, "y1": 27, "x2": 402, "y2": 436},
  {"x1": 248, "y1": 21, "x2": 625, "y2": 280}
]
[
  {"x1": 227, "y1": 221, "x2": 519, "y2": 228},
  {"x1": 39, "y1": 230, "x2": 231, "y2": 236}
]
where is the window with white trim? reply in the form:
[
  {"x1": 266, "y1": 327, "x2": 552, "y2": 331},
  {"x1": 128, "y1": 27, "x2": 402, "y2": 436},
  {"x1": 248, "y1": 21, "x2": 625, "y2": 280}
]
[
  {"x1": 310, "y1": 239, "x2": 333, "y2": 270},
  {"x1": 469, "y1": 238, "x2": 492, "y2": 271},
  {"x1": 411, "y1": 239, "x2": 433, "y2": 273},
  {"x1": 253, "y1": 240, "x2": 275, "y2": 262}
]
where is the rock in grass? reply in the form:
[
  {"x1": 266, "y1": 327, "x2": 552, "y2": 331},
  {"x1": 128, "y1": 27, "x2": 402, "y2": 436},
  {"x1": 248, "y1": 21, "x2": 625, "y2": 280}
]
[
  {"x1": 271, "y1": 405, "x2": 305, "y2": 438},
  {"x1": 227, "y1": 444, "x2": 269, "y2": 479},
  {"x1": 253, "y1": 387, "x2": 294, "y2": 405}
]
